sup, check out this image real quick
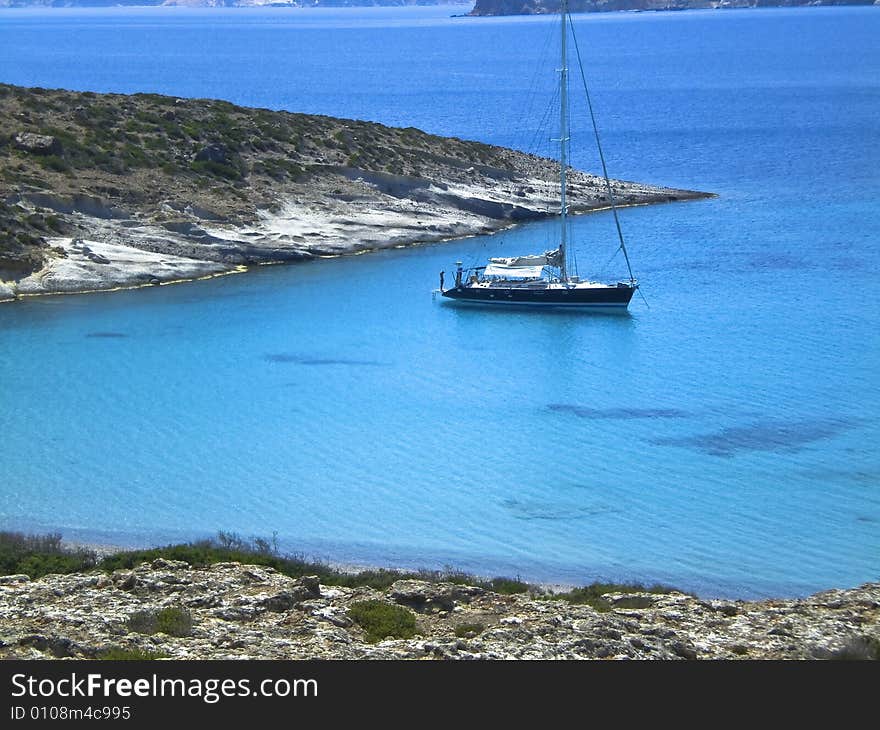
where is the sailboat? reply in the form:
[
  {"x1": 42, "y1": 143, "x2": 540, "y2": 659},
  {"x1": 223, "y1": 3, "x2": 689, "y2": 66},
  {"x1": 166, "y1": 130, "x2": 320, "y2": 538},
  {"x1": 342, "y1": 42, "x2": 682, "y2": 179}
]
[{"x1": 440, "y1": 0, "x2": 638, "y2": 310}]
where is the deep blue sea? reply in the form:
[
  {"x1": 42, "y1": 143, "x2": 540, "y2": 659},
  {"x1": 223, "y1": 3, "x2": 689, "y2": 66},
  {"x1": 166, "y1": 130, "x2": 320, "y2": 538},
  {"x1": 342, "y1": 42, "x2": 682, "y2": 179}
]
[{"x1": 0, "y1": 6, "x2": 878, "y2": 598}]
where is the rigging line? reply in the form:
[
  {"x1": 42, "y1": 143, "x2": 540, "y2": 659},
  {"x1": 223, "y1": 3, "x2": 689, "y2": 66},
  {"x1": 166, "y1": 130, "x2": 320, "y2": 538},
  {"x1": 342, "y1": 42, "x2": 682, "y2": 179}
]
[
  {"x1": 526, "y1": 84, "x2": 559, "y2": 161},
  {"x1": 568, "y1": 14, "x2": 636, "y2": 285},
  {"x1": 600, "y1": 246, "x2": 619, "y2": 273},
  {"x1": 517, "y1": 19, "x2": 558, "y2": 155}
]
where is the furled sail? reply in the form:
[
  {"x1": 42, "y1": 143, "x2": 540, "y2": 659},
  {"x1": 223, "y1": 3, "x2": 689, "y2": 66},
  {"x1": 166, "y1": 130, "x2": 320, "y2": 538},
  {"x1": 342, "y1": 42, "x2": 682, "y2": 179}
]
[
  {"x1": 488, "y1": 248, "x2": 563, "y2": 268},
  {"x1": 483, "y1": 247, "x2": 562, "y2": 279}
]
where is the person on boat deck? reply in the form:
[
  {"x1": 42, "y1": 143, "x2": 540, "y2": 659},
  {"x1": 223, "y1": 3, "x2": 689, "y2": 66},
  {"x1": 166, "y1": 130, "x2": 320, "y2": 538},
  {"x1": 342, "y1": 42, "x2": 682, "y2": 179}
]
[{"x1": 439, "y1": 270, "x2": 445, "y2": 291}]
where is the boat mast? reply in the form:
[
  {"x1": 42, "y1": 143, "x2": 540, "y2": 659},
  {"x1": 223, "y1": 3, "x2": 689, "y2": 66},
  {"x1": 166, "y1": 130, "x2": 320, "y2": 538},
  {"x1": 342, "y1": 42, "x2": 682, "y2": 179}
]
[
  {"x1": 568, "y1": 14, "x2": 636, "y2": 285},
  {"x1": 558, "y1": 0, "x2": 569, "y2": 282}
]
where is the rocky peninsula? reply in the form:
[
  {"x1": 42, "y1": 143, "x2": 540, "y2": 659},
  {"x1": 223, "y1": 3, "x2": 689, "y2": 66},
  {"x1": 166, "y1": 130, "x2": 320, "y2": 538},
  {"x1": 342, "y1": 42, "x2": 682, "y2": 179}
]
[
  {"x1": 1, "y1": 558, "x2": 878, "y2": 660},
  {"x1": 0, "y1": 83, "x2": 708, "y2": 303}
]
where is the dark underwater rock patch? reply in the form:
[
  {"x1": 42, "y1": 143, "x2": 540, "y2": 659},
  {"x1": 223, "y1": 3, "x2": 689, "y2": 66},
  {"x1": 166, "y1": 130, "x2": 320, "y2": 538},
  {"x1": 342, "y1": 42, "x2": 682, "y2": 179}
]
[
  {"x1": 548, "y1": 404, "x2": 687, "y2": 420},
  {"x1": 652, "y1": 418, "x2": 854, "y2": 457},
  {"x1": 85, "y1": 331, "x2": 128, "y2": 338},
  {"x1": 264, "y1": 353, "x2": 385, "y2": 367},
  {"x1": 501, "y1": 498, "x2": 615, "y2": 522}
]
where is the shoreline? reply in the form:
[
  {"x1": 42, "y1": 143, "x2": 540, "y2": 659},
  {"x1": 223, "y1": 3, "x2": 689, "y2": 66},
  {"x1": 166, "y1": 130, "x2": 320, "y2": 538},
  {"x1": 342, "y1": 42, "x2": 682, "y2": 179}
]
[
  {"x1": 0, "y1": 193, "x2": 713, "y2": 304},
  {"x1": 2, "y1": 264, "x2": 248, "y2": 303},
  {"x1": 2, "y1": 541, "x2": 877, "y2": 659},
  {"x1": 3, "y1": 533, "x2": 875, "y2": 660},
  {"x1": 49, "y1": 534, "x2": 864, "y2": 603},
  {"x1": 58, "y1": 537, "x2": 579, "y2": 596}
]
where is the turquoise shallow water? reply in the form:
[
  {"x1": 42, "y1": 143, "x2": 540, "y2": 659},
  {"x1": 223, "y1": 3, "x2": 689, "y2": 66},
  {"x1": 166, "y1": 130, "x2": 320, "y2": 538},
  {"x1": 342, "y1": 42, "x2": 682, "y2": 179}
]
[{"x1": 1, "y1": 7, "x2": 878, "y2": 597}]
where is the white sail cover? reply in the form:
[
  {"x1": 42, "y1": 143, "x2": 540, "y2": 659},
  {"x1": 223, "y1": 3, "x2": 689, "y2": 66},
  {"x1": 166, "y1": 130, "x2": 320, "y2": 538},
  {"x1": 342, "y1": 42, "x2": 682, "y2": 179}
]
[
  {"x1": 483, "y1": 248, "x2": 562, "y2": 279},
  {"x1": 488, "y1": 248, "x2": 563, "y2": 268}
]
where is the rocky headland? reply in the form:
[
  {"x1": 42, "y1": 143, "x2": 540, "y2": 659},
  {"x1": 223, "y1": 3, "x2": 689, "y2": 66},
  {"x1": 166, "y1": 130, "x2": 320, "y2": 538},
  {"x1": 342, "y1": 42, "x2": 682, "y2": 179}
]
[
  {"x1": 1, "y1": 559, "x2": 878, "y2": 660},
  {"x1": 0, "y1": 83, "x2": 709, "y2": 303}
]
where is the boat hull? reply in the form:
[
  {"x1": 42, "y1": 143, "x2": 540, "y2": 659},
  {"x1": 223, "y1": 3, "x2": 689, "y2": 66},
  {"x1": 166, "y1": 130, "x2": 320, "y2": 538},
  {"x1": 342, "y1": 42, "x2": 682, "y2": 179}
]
[{"x1": 440, "y1": 284, "x2": 636, "y2": 309}]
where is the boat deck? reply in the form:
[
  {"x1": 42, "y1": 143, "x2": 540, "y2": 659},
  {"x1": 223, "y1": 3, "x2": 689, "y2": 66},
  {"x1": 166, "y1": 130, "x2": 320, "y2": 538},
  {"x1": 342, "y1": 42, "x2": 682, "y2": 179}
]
[{"x1": 467, "y1": 279, "x2": 632, "y2": 290}]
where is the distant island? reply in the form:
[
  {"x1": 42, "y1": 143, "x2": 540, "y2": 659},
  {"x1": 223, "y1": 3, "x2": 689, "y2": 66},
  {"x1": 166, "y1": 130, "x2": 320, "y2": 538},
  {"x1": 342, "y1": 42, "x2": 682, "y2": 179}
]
[
  {"x1": 469, "y1": 0, "x2": 877, "y2": 16},
  {"x1": 0, "y1": 84, "x2": 708, "y2": 302},
  {"x1": 0, "y1": 0, "x2": 876, "y2": 9},
  {"x1": 0, "y1": 1, "x2": 469, "y2": 8}
]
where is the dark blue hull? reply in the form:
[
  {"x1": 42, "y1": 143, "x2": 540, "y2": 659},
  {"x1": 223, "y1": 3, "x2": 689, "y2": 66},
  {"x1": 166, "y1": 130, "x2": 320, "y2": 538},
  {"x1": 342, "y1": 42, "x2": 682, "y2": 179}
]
[{"x1": 440, "y1": 283, "x2": 636, "y2": 309}]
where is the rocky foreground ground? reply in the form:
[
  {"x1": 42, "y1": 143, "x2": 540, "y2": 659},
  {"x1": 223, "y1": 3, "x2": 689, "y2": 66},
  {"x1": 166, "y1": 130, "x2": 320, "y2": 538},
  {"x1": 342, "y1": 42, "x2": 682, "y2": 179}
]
[
  {"x1": 1, "y1": 560, "x2": 877, "y2": 660},
  {"x1": 0, "y1": 83, "x2": 710, "y2": 302}
]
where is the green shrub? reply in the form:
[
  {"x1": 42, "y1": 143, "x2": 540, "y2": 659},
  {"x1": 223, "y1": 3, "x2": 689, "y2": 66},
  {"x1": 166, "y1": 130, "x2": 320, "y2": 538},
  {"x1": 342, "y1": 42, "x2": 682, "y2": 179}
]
[
  {"x1": 488, "y1": 577, "x2": 529, "y2": 595},
  {"x1": 100, "y1": 533, "x2": 542, "y2": 594},
  {"x1": 190, "y1": 159, "x2": 242, "y2": 181},
  {"x1": 26, "y1": 213, "x2": 46, "y2": 230},
  {"x1": 121, "y1": 144, "x2": 148, "y2": 168},
  {"x1": 545, "y1": 582, "x2": 679, "y2": 612},
  {"x1": 182, "y1": 124, "x2": 201, "y2": 139},
  {"x1": 348, "y1": 601, "x2": 416, "y2": 643},
  {"x1": 0, "y1": 531, "x2": 96, "y2": 579},
  {"x1": 156, "y1": 606, "x2": 193, "y2": 636},
  {"x1": 454, "y1": 622, "x2": 485, "y2": 638},
  {"x1": 127, "y1": 606, "x2": 193, "y2": 637},
  {"x1": 37, "y1": 155, "x2": 69, "y2": 173},
  {"x1": 134, "y1": 110, "x2": 161, "y2": 126},
  {"x1": 100, "y1": 534, "x2": 412, "y2": 590}
]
